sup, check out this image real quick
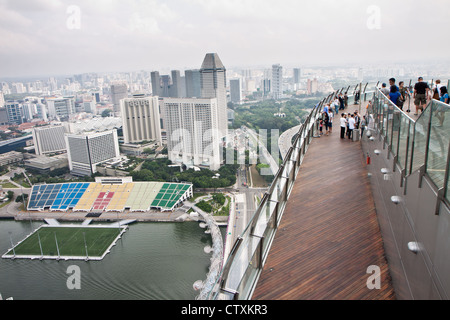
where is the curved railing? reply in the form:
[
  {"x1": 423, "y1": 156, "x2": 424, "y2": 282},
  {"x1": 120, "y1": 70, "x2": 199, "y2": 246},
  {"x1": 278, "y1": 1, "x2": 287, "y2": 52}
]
[{"x1": 201, "y1": 83, "x2": 375, "y2": 300}]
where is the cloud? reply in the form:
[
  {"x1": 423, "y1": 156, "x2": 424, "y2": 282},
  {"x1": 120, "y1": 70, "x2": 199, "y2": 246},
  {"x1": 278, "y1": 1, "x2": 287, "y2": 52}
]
[{"x1": 0, "y1": 0, "x2": 449, "y2": 78}]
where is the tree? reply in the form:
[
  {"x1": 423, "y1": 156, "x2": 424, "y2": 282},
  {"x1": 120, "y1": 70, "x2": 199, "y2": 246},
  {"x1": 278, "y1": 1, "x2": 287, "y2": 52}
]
[
  {"x1": 15, "y1": 194, "x2": 28, "y2": 203},
  {"x1": 6, "y1": 190, "x2": 14, "y2": 201},
  {"x1": 101, "y1": 109, "x2": 113, "y2": 117},
  {"x1": 196, "y1": 200, "x2": 212, "y2": 213}
]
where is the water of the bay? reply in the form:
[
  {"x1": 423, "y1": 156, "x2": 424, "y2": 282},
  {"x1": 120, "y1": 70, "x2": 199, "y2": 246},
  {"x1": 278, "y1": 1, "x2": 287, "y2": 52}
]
[{"x1": 0, "y1": 219, "x2": 224, "y2": 300}]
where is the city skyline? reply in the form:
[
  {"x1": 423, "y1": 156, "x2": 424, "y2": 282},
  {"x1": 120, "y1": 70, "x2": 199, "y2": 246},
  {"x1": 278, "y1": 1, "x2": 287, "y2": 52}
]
[{"x1": 1, "y1": 0, "x2": 449, "y2": 78}]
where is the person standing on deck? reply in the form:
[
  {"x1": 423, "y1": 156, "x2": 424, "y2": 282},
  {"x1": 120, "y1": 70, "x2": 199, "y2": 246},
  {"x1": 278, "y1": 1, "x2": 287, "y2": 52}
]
[
  {"x1": 399, "y1": 81, "x2": 408, "y2": 110},
  {"x1": 361, "y1": 115, "x2": 367, "y2": 137},
  {"x1": 322, "y1": 111, "x2": 330, "y2": 135},
  {"x1": 381, "y1": 83, "x2": 390, "y2": 96},
  {"x1": 413, "y1": 77, "x2": 430, "y2": 115},
  {"x1": 347, "y1": 114, "x2": 356, "y2": 140},
  {"x1": 389, "y1": 85, "x2": 402, "y2": 107},
  {"x1": 340, "y1": 113, "x2": 347, "y2": 139},
  {"x1": 339, "y1": 94, "x2": 345, "y2": 110},
  {"x1": 327, "y1": 109, "x2": 334, "y2": 134}
]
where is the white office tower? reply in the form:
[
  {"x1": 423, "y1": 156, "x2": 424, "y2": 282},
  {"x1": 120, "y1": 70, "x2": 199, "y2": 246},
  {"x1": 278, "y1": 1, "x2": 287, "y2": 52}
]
[
  {"x1": 32, "y1": 125, "x2": 67, "y2": 156},
  {"x1": 163, "y1": 97, "x2": 221, "y2": 171},
  {"x1": 65, "y1": 129, "x2": 120, "y2": 176},
  {"x1": 200, "y1": 53, "x2": 227, "y2": 138},
  {"x1": 230, "y1": 79, "x2": 242, "y2": 103},
  {"x1": 46, "y1": 97, "x2": 75, "y2": 121},
  {"x1": 120, "y1": 95, "x2": 162, "y2": 145},
  {"x1": 272, "y1": 64, "x2": 283, "y2": 100},
  {"x1": 36, "y1": 103, "x2": 48, "y2": 121}
]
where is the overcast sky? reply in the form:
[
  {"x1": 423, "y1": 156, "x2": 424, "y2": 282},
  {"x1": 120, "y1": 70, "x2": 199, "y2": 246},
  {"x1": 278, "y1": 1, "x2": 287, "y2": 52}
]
[{"x1": 1, "y1": 0, "x2": 449, "y2": 78}]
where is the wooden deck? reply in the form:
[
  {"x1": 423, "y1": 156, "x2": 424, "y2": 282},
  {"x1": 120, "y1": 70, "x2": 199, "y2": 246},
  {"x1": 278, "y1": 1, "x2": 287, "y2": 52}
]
[{"x1": 251, "y1": 104, "x2": 396, "y2": 300}]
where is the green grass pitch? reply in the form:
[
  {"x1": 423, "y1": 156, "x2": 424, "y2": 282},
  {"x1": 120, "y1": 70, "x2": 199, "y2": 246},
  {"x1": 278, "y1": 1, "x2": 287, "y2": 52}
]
[{"x1": 7, "y1": 226, "x2": 121, "y2": 258}]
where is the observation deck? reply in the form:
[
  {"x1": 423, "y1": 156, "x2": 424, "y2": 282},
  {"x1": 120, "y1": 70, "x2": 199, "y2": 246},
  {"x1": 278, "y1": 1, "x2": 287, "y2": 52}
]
[
  {"x1": 207, "y1": 81, "x2": 450, "y2": 300},
  {"x1": 252, "y1": 102, "x2": 395, "y2": 300}
]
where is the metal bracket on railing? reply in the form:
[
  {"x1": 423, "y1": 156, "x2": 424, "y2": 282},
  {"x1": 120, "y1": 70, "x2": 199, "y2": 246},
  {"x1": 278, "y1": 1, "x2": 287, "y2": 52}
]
[
  {"x1": 418, "y1": 165, "x2": 426, "y2": 188},
  {"x1": 249, "y1": 234, "x2": 265, "y2": 270},
  {"x1": 220, "y1": 287, "x2": 240, "y2": 300},
  {"x1": 400, "y1": 168, "x2": 406, "y2": 189},
  {"x1": 392, "y1": 155, "x2": 398, "y2": 173},
  {"x1": 435, "y1": 187, "x2": 445, "y2": 216}
]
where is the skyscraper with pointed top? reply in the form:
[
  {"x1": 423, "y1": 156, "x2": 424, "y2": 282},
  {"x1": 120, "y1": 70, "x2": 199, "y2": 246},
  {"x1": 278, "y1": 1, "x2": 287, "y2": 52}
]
[{"x1": 200, "y1": 53, "x2": 228, "y2": 138}]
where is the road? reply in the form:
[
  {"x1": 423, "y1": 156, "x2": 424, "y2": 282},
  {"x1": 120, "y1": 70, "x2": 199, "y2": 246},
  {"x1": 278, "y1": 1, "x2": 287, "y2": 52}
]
[
  {"x1": 245, "y1": 127, "x2": 279, "y2": 176},
  {"x1": 278, "y1": 125, "x2": 301, "y2": 161}
]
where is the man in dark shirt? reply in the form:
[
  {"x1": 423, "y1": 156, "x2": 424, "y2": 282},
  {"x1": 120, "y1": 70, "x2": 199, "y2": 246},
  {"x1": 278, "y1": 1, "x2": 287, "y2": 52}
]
[{"x1": 413, "y1": 77, "x2": 429, "y2": 115}]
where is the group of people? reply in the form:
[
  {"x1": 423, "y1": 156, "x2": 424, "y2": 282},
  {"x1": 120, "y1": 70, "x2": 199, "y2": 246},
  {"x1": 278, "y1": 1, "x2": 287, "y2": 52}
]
[
  {"x1": 339, "y1": 111, "x2": 366, "y2": 140},
  {"x1": 319, "y1": 102, "x2": 365, "y2": 141},
  {"x1": 382, "y1": 77, "x2": 449, "y2": 116}
]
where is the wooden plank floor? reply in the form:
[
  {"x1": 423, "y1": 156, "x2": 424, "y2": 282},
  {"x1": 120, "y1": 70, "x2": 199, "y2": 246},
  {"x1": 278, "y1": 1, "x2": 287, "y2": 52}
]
[{"x1": 252, "y1": 105, "x2": 396, "y2": 300}]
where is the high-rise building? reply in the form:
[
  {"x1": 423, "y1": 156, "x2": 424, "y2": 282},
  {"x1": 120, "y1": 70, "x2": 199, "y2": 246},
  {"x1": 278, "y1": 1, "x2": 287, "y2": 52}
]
[
  {"x1": 151, "y1": 71, "x2": 161, "y2": 96},
  {"x1": 46, "y1": 97, "x2": 75, "y2": 121},
  {"x1": 185, "y1": 69, "x2": 201, "y2": 98},
  {"x1": 163, "y1": 97, "x2": 221, "y2": 171},
  {"x1": 32, "y1": 125, "x2": 67, "y2": 156},
  {"x1": 36, "y1": 103, "x2": 48, "y2": 121},
  {"x1": 5, "y1": 102, "x2": 23, "y2": 125},
  {"x1": 110, "y1": 83, "x2": 128, "y2": 113},
  {"x1": 65, "y1": 129, "x2": 120, "y2": 176},
  {"x1": 169, "y1": 70, "x2": 183, "y2": 98},
  {"x1": 272, "y1": 64, "x2": 283, "y2": 100},
  {"x1": 262, "y1": 79, "x2": 271, "y2": 97},
  {"x1": 307, "y1": 78, "x2": 318, "y2": 94},
  {"x1": 161, "y1": 75, "x2": 171, "y2": 97},
  {"x1": 21, "y1": 103, "x2": 34, "y2": 122},
  {"x1": 120, "y1": 94, "x2": 162, "y2": 145},
  {"x1": 293, "y1": 68, "x2": 301, "y2": 84},
  {"x1": 0, "y1": 107, "x2": 8, "y2": 125},
  {"x1": 230, "y1": 79, "x2": 242, "y2": 103},
  {"x1": 200, "y1": 53, "x2": 228, "y2": 138}
]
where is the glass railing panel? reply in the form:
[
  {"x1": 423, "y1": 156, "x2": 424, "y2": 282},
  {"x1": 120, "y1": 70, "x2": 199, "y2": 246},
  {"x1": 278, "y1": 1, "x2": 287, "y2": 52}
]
[
  {"x1": 412, "y1": 104, "x2": 431, "y2": 173},
  {"x1": 391, "y1": 108, "x2": 401, "y2": 159},
  {"x1": 397, "y1": 115, "x2": 410, "y2": 171},
  {"x1": 224, "y1": 228, "x2": 257, "y2": 290},
  {"x1": 446, "y1": 166, "x2": 450, "y2": 204},
  {"x1": 234, "y1": 236, "x2": 262, "y2": 299},
  {"x1": 385, "y1": 98, "x2": 394, "y2": 146},
  {"x1": 426, "y1": 100, "x2": 450, "y2": 189},
  {"x1": 407, "y1": 119, "x2": 415, "y2": 175}
]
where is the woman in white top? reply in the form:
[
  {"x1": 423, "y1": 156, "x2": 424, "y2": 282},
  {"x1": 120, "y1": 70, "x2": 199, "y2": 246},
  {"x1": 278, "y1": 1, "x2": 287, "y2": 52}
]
[{"x1": 340, "y1": 114, "x2": 347, "y2": 139}]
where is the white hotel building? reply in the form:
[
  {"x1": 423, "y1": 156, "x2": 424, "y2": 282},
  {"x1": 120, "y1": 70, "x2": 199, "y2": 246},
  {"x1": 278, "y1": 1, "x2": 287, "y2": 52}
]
[
  {"x1": 65, "y1": 129, "x2": 120, "y2": 176},
  {"x1": 163, "y1": 97, "x2": 221, "y2": 171},
  {"x1": 120, "y1": 95, "x2": 162, "y2": 145},
  {"x1": 32, "y1": 125, "x2": 67, "y2": 156}
]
